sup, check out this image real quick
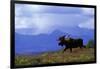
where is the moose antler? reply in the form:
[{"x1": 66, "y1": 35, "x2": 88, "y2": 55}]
[
  {"x1": 66, "y1": 33, "x2": 71, "y2": 38},
  {"x1": 57, "y1": 35, "x2": 66, "y2": 41}
]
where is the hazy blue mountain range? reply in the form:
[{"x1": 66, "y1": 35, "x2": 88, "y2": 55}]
[{"x1": 15, "y1": 28, "x2": 94, "y2": 54}]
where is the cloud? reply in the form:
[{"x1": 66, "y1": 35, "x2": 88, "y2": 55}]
[
  {"x1": 78, "y1": 8, "x2": 94, "y2": 29},
  {"x1": 81, "y1": 8, "x2": 94, "y2": 16},
  {"x1": 15, "y1": 4, "x2": 44, "y2": 16},
  {"x1": 78, "y1": 18, "x2": 94, "y2": 29},
  {"x1": 15, "y1": 4, "x2": 83, "y2": 16},
  {"x1": 15, "y1": 4, "x2": 94, "y2": 35}
]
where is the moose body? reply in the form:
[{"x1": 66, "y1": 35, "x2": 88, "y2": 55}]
[{"x1": 58, "y1": 35, "x2": 83, "y2": 52}]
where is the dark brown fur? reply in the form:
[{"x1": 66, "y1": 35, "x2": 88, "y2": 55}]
[{"x1": 58, "y1": 35, "x2": 83, "y2": 52}]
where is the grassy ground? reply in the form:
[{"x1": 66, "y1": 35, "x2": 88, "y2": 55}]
[{"x1": 15, "y1": 48, "x2": 95, "y2": 67}]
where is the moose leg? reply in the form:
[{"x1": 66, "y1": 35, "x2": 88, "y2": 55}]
[
  {"x1": 80, "y1": 44, "x2": 83, "y2": 49},
  {"x1": 63, "y1": 47, "x2": 67, "y2": 52},
  {"x1": 70, "y1": 48, "x2": 72, "y2": 53},
  {"x1": 80, "y1": 45, "x2": 84, "y2": 51},
  {"x1": 80, "y1": 46, "x2": 82, "y2": 49}
]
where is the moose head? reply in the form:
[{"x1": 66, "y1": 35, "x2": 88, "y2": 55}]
[{"x1": 58, "y1": 34, "x2": 71, "y2": 46}]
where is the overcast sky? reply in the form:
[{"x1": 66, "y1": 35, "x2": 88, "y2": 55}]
[{"x1": 15, "y1": 4, "x2": 94, "y2": 35}]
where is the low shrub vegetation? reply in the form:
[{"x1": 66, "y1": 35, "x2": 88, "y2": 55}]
[{"x1": 15, "y1": 48, "x2": 95, "y2": 67}]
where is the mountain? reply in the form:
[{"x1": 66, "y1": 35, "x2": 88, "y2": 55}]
[
  {"x1": 15, "y1": 30, "x2": 64, "y2": 54},
  {"x1": 15, "y1": 29, "x2": 94, "y2": 54}
]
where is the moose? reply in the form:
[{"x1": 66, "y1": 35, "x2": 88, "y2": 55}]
[{"x1": 58, "y1": 34, "x2": 83, "y2": 53}]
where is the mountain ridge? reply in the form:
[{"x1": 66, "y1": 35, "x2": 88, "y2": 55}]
[{"x1": 15, "y1": 29, "x2": 94, "y2": 53}]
